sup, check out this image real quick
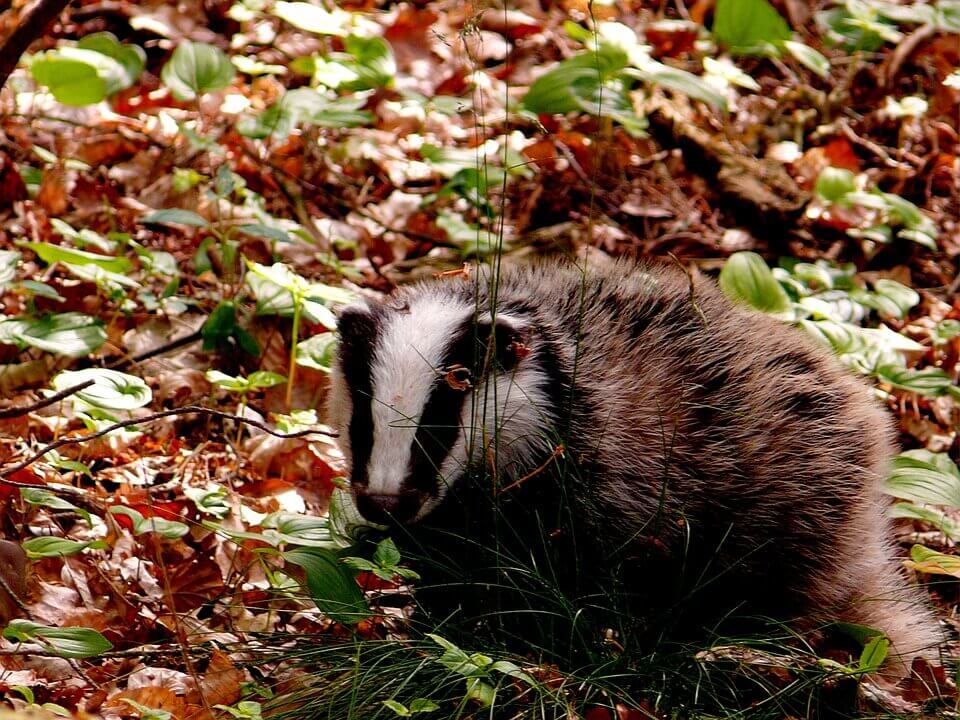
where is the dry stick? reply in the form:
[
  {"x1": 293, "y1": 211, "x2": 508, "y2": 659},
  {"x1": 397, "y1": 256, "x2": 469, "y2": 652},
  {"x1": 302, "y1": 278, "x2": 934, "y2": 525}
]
[
  {"x1": 0, "y1": 406, "x2": 337, "y2": 495},
  {"x1": 0, "y1": 380, "x2": 94, "y2": 419},
  {"x1": 0, "y1": 0, "x2": 71, "y2": 91},
  {"x1": 108, "y1": 329, "x2": 203, "y2": 371},
  {"x1": 496, "y1": 444, "x2": 565, "y2": 495}
]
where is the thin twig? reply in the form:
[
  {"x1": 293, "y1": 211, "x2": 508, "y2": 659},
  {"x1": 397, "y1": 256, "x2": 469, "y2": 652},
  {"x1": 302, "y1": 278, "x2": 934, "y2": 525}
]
[
  {"x1": 0, "y1": 406, "x2": 337, "y2": 491},
  {"x1": 497, "y1": 445, "x2": 565, "y2": 495},
  {"x1": 108, "y1": 329, "x2": 203, "y2": 371},
  {"x1": 0, "y1": 380, "x2": 94, "y2": 419}
]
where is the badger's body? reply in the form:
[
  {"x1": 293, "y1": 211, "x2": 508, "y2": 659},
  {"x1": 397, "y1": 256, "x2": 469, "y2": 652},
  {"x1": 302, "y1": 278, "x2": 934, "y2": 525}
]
[{"x1": 328, "y1": 258, "x2": 940, "y2": 663}]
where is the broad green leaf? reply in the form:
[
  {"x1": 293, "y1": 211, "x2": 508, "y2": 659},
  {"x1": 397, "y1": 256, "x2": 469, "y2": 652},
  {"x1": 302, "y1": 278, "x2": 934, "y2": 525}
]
[
  {"x1": 51, "y1": 368, "x2": 152, "y2": 410},
  {"x1": 719, "y1": 252, "x2": 793, "y2": 317},
  {"x1": 20, "y1": 488, "x2": 92, "y2": 525},
  {"x1": 783, "y1": 40, "x2": 830, "y2": 78},
  {"x1": 870, "y1": 279, "x2": 919, "y2": 319},
  {"x1": 904, "y1": 544, "x2": 960, "y2": 579},
  {"x1": 436, "y1": 213, "x2": 502, "y2": 258},
  {"x1": 22, "y1": 537, "x2": 106, "y2": 559},
  {"x1": 30, "y1": 54, "x2": 108, "y2": 105},
  {"x1": 296, "y1": 333, "x2": 338, "y2": 372},
  {"x1": 161, "y1": 41, "x2": 235, "y2": 101},
  {"x1": 523, "y1": 43, "x2": 629, "y2": 111},
  {"x1": 271, "y1": 2, "x2": 377, "y2": 36},
  {"x1": 19, "y1": 313, "x2": 106, "y2": 357},
  {"x1": 713, "y1": 0, "x2": 791, "y2": 55},
  {"x1": 142, "y1": 209, "x2": 209, "y2": 227},
  {"x1": 3, "y1": 620, "x2": 112, "y2": 658},
  {"x1": 876, "y1": 365, "x2": 953, "y2": 397},
  {"x1": 814, "y1": 167, "x2": 857, "y2": 203},
  {"x1": 184, "y1": 485, "x2": 230, "y2": 519},
  {"x1": 625, "y1": 62, "x2": 728, "y2": 109},
  {"x1": 889, "y1": 503, "x2": 960, "y2": 541},
  {"x1": 23, "y1": 242, "x2": 131, "y2": 274},
  {"x1": 858, "y1": 635, "x2": 890, "y2": 673},
  {"x1": 0, "y1": 250, "x2": 19, "y2": 287},
  {"x1": 109, "y1": 506, "x2": 190, "y2": 539},
  {"x1": 77, "y1": 32, "x2": 145, "y2": 87},
  {"x1": 885, "y1": 450, "x2": 960, "y2": 507},
  {"x1": 49, "y1": 219, "x2": 116, "y2": 253},
  {"x1": 282, "y1": 547, "x2": 369, "y2": 624}
]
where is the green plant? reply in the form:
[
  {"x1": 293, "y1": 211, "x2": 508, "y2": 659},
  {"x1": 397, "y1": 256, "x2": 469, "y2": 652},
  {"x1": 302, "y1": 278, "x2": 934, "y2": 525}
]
[{"x1": 29, "y1": 32, "x2": 144, "y2": 106}]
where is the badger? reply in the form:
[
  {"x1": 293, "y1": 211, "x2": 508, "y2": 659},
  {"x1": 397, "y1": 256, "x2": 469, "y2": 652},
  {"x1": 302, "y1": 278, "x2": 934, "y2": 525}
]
[{"x1": 327, "y1": 258, "x2": 941, "y2": 666}]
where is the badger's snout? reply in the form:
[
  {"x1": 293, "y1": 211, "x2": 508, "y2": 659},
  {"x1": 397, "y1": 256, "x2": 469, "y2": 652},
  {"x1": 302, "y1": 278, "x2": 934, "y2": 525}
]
[{"x1": 354, "y1": 490, "x2": 424, "y2": 525}]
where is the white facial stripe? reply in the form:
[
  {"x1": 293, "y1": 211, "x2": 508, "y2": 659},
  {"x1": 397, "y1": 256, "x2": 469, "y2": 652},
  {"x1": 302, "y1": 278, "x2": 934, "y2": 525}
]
[{"x1": 367, "y1": 297, "x2": 471, "y2": 495}]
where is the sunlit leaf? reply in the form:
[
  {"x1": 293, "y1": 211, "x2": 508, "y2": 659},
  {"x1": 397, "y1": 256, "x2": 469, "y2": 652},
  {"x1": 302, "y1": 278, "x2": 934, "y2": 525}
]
[
  {"x1": 161, "y1": 41, "x2": 235, "y2": 101},
  {"x1": 282, "y1": 547, "x2": 369, "y2": 624},
  {"x1": 713, "y1": 0, "x2": 790, "y2": 55},
  {"x1": 885, "y1": 450, "x2": 960, "y2": 507},
  {"x1": 719, "y1": 252, "x2": 793, "y2": 318},
  {"x1": 51, "y1": 368, "x2": 152, "y2": 410},
  {"x1": 3, "y1": 620, "x2": 112, "y2": 658}
]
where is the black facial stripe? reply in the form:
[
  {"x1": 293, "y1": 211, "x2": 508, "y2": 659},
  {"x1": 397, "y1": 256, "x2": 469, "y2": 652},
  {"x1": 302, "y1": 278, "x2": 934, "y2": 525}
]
[
  {"x1": 405, "y1": 317, "x2": 479, "y2": 496},
  {"x1": 337, "y1": 305, "x2": 384, "y2": 489}
]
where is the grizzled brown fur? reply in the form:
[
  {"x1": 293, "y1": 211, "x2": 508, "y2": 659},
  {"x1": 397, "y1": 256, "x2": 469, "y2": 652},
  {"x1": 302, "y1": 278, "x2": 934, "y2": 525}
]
[{"x1": 330, "y1": 258, "x2": 942, "y2": 666}]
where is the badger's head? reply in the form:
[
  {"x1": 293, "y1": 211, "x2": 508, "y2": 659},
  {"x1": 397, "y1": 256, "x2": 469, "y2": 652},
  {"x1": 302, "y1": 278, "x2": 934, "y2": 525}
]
[{"x1": 327, "y1": 287, "x2": 555, "y2": 526}]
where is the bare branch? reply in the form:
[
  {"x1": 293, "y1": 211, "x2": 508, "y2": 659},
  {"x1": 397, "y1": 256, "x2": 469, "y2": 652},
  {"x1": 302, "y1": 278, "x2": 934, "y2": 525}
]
[
  {"x1": 0, "y1": 405, "x2": 337, "y2": 493},
  {"x1": 0, "y1": 380, "x2": 95, "y2": 419},
  {"x1": 0, "y1": 0, "x2": 71, "y2": 92}
]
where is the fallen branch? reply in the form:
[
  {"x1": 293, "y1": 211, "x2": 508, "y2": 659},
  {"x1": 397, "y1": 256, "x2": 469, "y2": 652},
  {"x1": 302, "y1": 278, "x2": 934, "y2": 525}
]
[
  {"x1": 0, "y1": 380, "x2": 94, "y2": 419},
  {"x1": 0, "y1": 0, "x2": 71, "y2": 92},
  {"x1": 0, "y1": 405, "x2": 337, "y2": 494}
]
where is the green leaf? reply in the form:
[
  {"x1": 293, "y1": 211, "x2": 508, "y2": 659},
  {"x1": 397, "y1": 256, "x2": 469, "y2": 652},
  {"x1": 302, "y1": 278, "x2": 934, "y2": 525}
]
[
  {"x1": 109, "y1": 506, "x2": 190, "y2": 539},
  {"x1": 16, "y1": 313, "x2": 106, "y2": 357},
  {"x1": 161, "y1": 41, "x2": 235, "y2": 101},
  {"x1": 408, "y1": 698, "x2": 439, "y2": 714},
  {"x1": 814, "y1": 167, "x2": 856, "y2": 203},
  {"x1": 0, "y1": 250, "x2": 20, "y2": 287},
  {"x1": 296, "y1": 333, "x2": 338, "y2": 372},
  {"x1": 870, "y1": 279, "x2": 919, "y2": 319},
  {"x1": 3, "y1": 620, "x2": 112, "y2": 658},
  {"x1": 272, "y1": 2, "x2": 366, "y2": 36},
  {"x1": 22, "y1": 537, "x2": 106, "y2": 559},
  {"x1": 885, "y1": 450, "x2": 960, "y2": 508},
  {"x1": 77, "y1": 32, "x2": 145, "y2": 88},
  {"x1": 713, "y1": 0, "x2": 791, "y2": 56},
  {"x1": 20, "y1": 488, "x2": 92, "y2": 525},
  {"x1": 858, "y1": 635, "x2": 890, "y2": 673},
  {"x1": 142, "y1": 209, "x2": 209, "y2": 227},
  {"x1": 382, "y1": 700, "x2": 410, "y2": 717},
  {"x1": 373, "y1": 537, "x2": 401, "y2": 567},
  {"x1": 876, "y1": 365, "x2": 953, "y2": 397},
  {"x1": 282, "y1": 547, "x2": 369, "y2": 624},
  {"x1": 905, "y1": 544, "x2": 960, "y2": 579},
  {"x1": 783, "y1": 40, "x2": 830, "y2": 78},
  {"x1": 719, "y1": 252, "x2": 793, "y2": 318},
  {"x1": 184, "y1": 485, "x2": 230, "y2": 519},
  {"x1": 523, "y1": 45, "x2": 629, "y2": 116},
  {"x1": 23, "y1": 242, "x2": 132, "y2": 274},
  {"x1": 51, "y1": 368, "x2": 152, "y2": 410},
  {"x1": 30, "y1": 54, "x2": 108, "y2": 106},
  {"x1": 889, "y1": 503, "x2": 960, "y2": 541},
  {"x1": 624, "y1": 62, "x2": 728, "y2": 110}
]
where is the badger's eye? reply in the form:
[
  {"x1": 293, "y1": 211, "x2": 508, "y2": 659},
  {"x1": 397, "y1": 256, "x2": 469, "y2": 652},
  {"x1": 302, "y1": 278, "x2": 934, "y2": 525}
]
[{"x1": 443, "y1": 364, "x2": 472, "y2": 391}]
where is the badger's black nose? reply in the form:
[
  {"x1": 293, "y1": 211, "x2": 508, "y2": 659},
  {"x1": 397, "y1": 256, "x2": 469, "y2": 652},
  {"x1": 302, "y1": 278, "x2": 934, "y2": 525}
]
[{"x1": 355, "y1": 491, "x2": 422, "y2": 525}]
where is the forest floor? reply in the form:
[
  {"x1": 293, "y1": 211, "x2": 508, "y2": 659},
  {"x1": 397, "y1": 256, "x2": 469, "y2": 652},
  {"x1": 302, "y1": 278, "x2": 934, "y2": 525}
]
[{"x1": 0, "y1": 0, "x2": 958, "y2": 718}]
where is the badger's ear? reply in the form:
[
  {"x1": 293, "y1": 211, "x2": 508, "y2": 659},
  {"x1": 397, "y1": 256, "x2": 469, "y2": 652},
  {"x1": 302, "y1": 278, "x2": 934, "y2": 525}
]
[{"x1": 475, "y1": 313, "x2": 530, "y2": 373}]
